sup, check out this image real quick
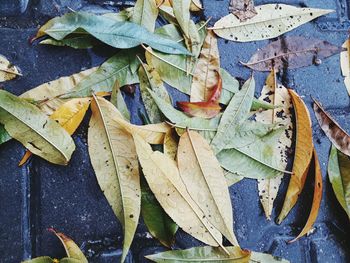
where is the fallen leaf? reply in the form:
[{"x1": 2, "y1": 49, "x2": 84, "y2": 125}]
[
  {"x1": 178, "y1": 130, "x2": 238, "y2": 245},
  {"x1": 277, "y1": 89, "x2": 313, "y2": 224},
  {"x1": 0, "y1": 54, "x2": 21, "y2": 82},
  {"x1": 146, "y1": 246, "x2": 290, "y2": 262},
  {"x1": 171, "y1": 0, "x2": 191, "y2": 38},
  {"x1": 328, "y1": 145, "x2": 350, "y2": 219},
  {"x1": 256, "y1": 70, "x2": 293, "y2": 220},
  {"x1": 0, "y1": 124, "x2": 11, "y2": 146},
  {"x1": 48, "y1": 228, "x2": 88, "y2": 263},
  {"x1": 210, "y1": 76, "x2": 255, "y2": 154},
  {"x1": 190, "y1": 31, "x2": 221, "y2": 102},
  {"x1": 224, "y1": 169, "x2": 244, "y2": 186},
  {"x1": 289, "y1": 148, "x2": 323, "y2": 242},
  {"x1": 184, "y1": 20, "x2": 204, "y2": 73},
  {"x1": 22, "y1": 256, "x2": 55, "y2": 263},
  {"x1": 133, "y1": 133, "x2": 224, "y2": 247},
  {"x1": 37, "y1": 12, "x2": 191, "y2": 55},
  {"x1": 340, "y1": 39, "x2": 350, "y2": 96},
  {"x1": 40, "y1": 35, "x2": 100, "y2": 49},
  {"x1": 313, "y1": 98, "x2": 350, "y2": 157},
  {"x1": 212, "y1": 4, "x2": 333, "y2": 42},
  {"x1": 229, "y1": 0, "x2": 257, "y2": 21},
  {"x1": 163, "y1": 128, "x2": 178, "y2": 160},
  {"x1": 110, "y1": 82, "x2": 130, "y2": 121},
  {"x1": 190, "y1": 0, "x2": 202, "y2": 11},
  {"x1": 242, "y1": 36, "x2": 343, "y2": 71},
  {"x1": 132, "y1": 0, "x2": 159, "y2": 32},
  {"x1": 88, "y1": 95, "x2": 141, "y2": 263},
  {"x1": 0, "y1": 90, "x2": 75, "y2": 165}
]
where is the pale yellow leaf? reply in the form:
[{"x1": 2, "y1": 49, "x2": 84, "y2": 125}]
[
  {"x1": 340, "y1": 39, "x2": 350, "y2": 96},
  {"x1": 190, "y1": 0, "x2": 202, "y2": 11},
  {"x1": 0, "y1": 54, "x2": 21, "y2": 82}
]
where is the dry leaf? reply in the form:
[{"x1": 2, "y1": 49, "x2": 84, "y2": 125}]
[
  {"x1": 289, "y1": 148, "x2": 323, "y2": 242},
  {"x1": 88, "y1": 95, "x2": 140, "y2": 263},
  {"x1": 229, "y1": 0, "x2": 257, "y2": 21},
  {"x1": 163, "y1": 128, "x2": 178, "y2": 160},
  {"x1": 0, "y1": 54, "x2": 21, "y2": 82},
  {"x1": 171, "y1": 0, "x2": 191, "y2": 38},
  {"x1": 212, "y1": 4, "x2": 333, "y2": 42},
  {"x1": 190, "y1": 31, "x2": 220, "y2": 102},
  {"x1": 277, "y1": 89, "x2": 313, "y2": 224},
  {"x1": 256, "y1": 70, "x2": 293, "y2": 220},
  {"x1": 190, "y1": 0, "x2": 202, "y2": 11},
  {"x1": 313, "y1": 99, "x2": 350, "y2": 157},
  {"x1": 177, "y1": 130, "x2": 239, "y2": 246},
  {"x1": 242, "y1": 37, "x2": 343, "y2": 71},
  {"x1": 133, "y1": 133, "x2": 224, "y2": 248},
  {"x1": 132, "y1": 0, "x2": 159, "y2": 32},
  {"x1": 340, "y1": 39, "x2": 350, "y2": 95}
]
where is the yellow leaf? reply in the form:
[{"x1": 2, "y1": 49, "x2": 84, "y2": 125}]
[
  {"x1": 190, "y1": 0, "x2": 202, "y2": 11},
  {"x1": 88, "y1": 95, "x2": 141, "y2": 263},
  {"x1": 340, "y1": 39, "x2": 350, "y2": 96},
  {"x1": 133, "y1": 133, "x2": 224, "y2": 247},
  {"x1": 0, "y1": 54, "x2": 21, "y2": 82},
  {"x1": 163, "y1": 128, "x2": 178, "y2": 160},
  {"x1": 277, "y1": 89, "x2": 313, "y2": 224},
  {"x1": 177, "y1": 130, "x2": 239, "y2": 246}
]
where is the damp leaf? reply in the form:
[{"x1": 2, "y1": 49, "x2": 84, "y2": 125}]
[
  {"x1": 212, "y1": 4, "x2": 333, "y2": 42},
  {"x1": 88, "y1": 95, "x2": 141, "y2": 263},
  {"x1": 178, "y1": 130, "x2": 238, "y2": 245},
  {"x1": 132, "y1": 0, "x2": 159, "y2": 32},
  {"x1": 313, "y1": 99, "x2": 350, "y2": 157},
  {"x1": 277, "y1": 89, "x2": 313, "y2": 224},
  {"x1": 256, "y1": 70, "x2": 293, "y2": 219},
  {"x1": 0, "y1": 54, "x2": 21, "y2": 82},
  {"x1": 37, "y1": 12, "x2": 191, "y2": 55},
  {"x1": 242, "y1": 36, "x2": 343, "y2": 71},
  {"x1": 328, "y1": 145, "x2": 350, "y2": 219},
  {"x1": 289, "y1": 149, "x2": 323, "y2": 242},
  {"x1": 340, "y1": 39, "x2": 350, "y2": 96},
  {"x1": 229, "y1": 0, "x2": 257, "y2": 21}
]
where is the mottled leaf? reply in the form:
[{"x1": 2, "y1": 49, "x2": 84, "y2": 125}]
[
  {"x1": 212, "y1": 4, "x2": 332, "y2": 42},
  {"x1": 132, "y1": 0, "x2": 158, "y2": 32},
  {"x1": 229, "y1": 0, "x2": 257, "y2": 21},
  {"x1": 340, "y1": 39, "x2": 350, "y2": 96}
]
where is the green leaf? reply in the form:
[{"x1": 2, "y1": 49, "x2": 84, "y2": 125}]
[
  {"x1": 63, "y1": 49, "x2": 140, "y2": 98},
  {"x1": 328, "y1": 145, "x2": 350, "y2": 218},
  {"x1": 211, "y1": 76, "x2": 255, "y2": 154},
  {"x1": 0, "y1": 90, "x2": 75, "y2": 165},
  {"x1": 132, "y1": 0, "x2": 159, "y2": 32},
  {"x1": 172, "y1": 0, "x2": 191, "y2": 38},
  {"x1": 60, "y1": 258, "x2": 84, "y2": 263},
  {"x1": 146, "y1": 246, "x2": 290, "y2": 262},
  {"x1": 37, "y1": 12, "x2": 191, "y2": 55},
  {"x1": 0, "y1": 123, "x2": 11, "y2": 145},
  {"x1": 111, "y1": 84, "x2": 130, "y2": 121},
  {"x1": 40, "y1": 35, "x2": 99, "y2": 49},
  {"x1": 22, "y1": 257, "x2": 53, "y2": 263}
]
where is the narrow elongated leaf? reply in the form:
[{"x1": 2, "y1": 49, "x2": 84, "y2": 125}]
[
  {"x1": 0, "y1": 90, "x2": 75, "y2": 165},
  {"x1": 190, "y1": 0, "x2": 202, "y2": 11},
  {"x1": 211, "y1": 76, "x2": 255, "y2": 154},
  {"x1": 172, "y1": 0, "x2": 191, "y2": 37},
  {"x1": 88, "y1": 96, "x2": 140, "y2": 263},
  {"x1": 229, "y1": 0, "x2": 257, "y2": 21},
  {"x1": 132, "y1": 0, "x2": 158, "y2": 32},
  {"x1": 290, "y1": 149, "x2": 323, "y2": 242},
  {"x1": 178, "y1": 130, "x2": 238, "y2": 245},
  {"x1": 212, "y1": 4, "x2": 333, "y2": 42},
  {"x1": 164, "y1": 128, "x2": 178, "y2": 160},
  {"x1": 0, "y1": 124, "x2": 11, "y2": 145},
  {"x1": 22, "y1": 257, "x2": 54, "y2": 263},
  {"x1": 146, "y1": 246, "x2": 290, "y2": 263},
  {"x1": 242, "y1": 37, "x2": 342, "y2": 71},
  {"x1": 277, "y1": 89, "x2": 313, "y2": 224},
  {"x1": 40, "y1": 35, "x2": 99, "y2": 49},
  {"x1": 0, "y1": 54, "x2": 21, "y2": 82},
  {"x1": 340, "y1": 39, "x2": 350, "y2": 96},
  {"x1": 328, "y1": 145, "x2": 350, "y2": 219},
  {"x1": 110, "y1": 82, "x2": 130, "y2": 121},
  {"x1": 48, "y1": 229, "x2": 87, "y2": 263},
  {"x1": 37, "y1": 12, "x2": 190, "y2": 55},
  {"x1": 256, "y1": 70, "x2": 293, "y2": 219},
  {"x1": 313, "y1": 99, "x2": 350, "y2": 157},
  {"x1": 133, "y1": 134, "x2": 223, "y2": 247}
]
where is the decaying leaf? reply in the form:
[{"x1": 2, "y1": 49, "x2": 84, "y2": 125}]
[
  {"x1": 146, "y1": 246, "x2": 290, "y2": 263},
  {"x1": 289, "y1": 149, "x2": 323, "y2": 242},
  {"x1": 313, "y1": 99, "x2": 350, "y2": 157},
  {"x1": 340, "y1": 39, "x2": 350, "y2": 96},
  {"x1": 0, "y1": 90, "x2": 75, "y2": 165},
  {"x1": 229, "y1": 0, "x2": 257, "y2": 21},
  {"x1": 277, "y1": 89, "x2": 313, "y2": 224},
  {"x1": 210, "y1": 76, "x2": 255, "y2": 154},
  {"x1": 48, "y1": 228, "x2": 88, "y2": 263},
  {"x1": 190, "y1": 31, "x2": 221, "y2": 102},
  {"x1": 171, "y1": 0, "x2": 191, "y2": 38},
  {"x1": 212, "y1": 4, "x2": 333, "y2": 42},
  {"x1": 242, "y1": 36, "x2": 343, "y2": 71},
  {"x1": 328, "y1": 145, "x2": 350, "y2": 219},
  {"x1": 88, "y1": 95, "x2": 140, "y2": 263},
  {"x1": 0, "y1": 54, "x2": 21, "y2": 82},
  {"x1": 256, "y1": 70, "x2": 293, "y2": 220},
  {"x1": 177, "y1": 130, "x2": 238, "y2": 245},
  {"x1": 132, "y1": 0, "x2": 159, "y2": 32},
  {"x1": 163, "y1": 128, "x2": 178, "y2": 160},
  {"x1": 133, "y1": 133, "x2": 224, "y2": 248}
]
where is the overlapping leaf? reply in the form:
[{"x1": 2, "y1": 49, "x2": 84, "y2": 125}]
[
  {"x1": 229, "y1": 0, "x2": 257, "y2": 21},
  {"x1": 132, "y1": 0, "x2": 159, "y2": 32},
  {"x1": 340, "y1": 39, "x2": 350, "y2": 96},
  {"x1": 0, "y1": 54, "x2": 21, "y2": 82}
]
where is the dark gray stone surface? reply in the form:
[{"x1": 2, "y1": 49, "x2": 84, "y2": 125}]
[{"x1": 0, "y1": 0, "x2": 350, "y2": 262}]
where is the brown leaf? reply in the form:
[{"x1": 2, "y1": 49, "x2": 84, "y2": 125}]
[
  {"x1": 242, "y1": 36, "x2": 344, "y2": 71},
  {"x1": 313, "y1": 99, "x2": 350, "y2": 157},
  {"x1": 289, "y1": 148, "x2": 323, "y2": 242},
  {"x1": 277, "y1": 89, "x2": 313, "y2": 224},
  {"x1": 229, "y1": 0, "x2": 257, "y2": 21}
]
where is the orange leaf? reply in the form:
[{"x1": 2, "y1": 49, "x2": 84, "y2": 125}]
[
  {"x1": 277, "y1": 89, "x2": 313, "y2": 224},
  {"x1": 289, "y1": 148, "x2": 323, "y2": 242},
  {"x1": 18, "y1": 150, "x2": 32, "y2": 167}
]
